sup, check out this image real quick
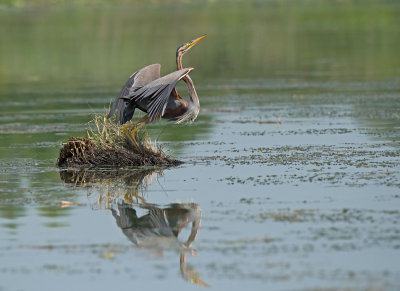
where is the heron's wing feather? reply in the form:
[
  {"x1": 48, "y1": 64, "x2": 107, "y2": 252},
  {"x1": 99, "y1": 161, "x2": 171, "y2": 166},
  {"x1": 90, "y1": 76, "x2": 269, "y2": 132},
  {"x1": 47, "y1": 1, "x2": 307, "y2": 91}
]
[
  {"x1": 126, "y1": 68, "x2": 194, "y2": 123},
  {"x1": 108, "y1": 64, "x2": 161, "y2": 123},
  {"x1": 130, "y1": 64, "x2": 161, "y2": 91}
]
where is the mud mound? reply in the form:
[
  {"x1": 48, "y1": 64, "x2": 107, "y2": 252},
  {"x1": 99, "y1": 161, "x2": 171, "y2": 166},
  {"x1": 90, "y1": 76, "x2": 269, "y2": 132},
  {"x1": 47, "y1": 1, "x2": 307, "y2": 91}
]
[{"x1": 57, "y1": 137, "x2": 182, "y2": 167}]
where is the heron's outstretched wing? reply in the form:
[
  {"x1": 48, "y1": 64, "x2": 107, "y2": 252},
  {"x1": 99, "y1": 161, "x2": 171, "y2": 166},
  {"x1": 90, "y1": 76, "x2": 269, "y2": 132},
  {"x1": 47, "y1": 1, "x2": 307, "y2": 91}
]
[
  {"x1": 124, "y1": 67, "x2": 194, "y2": 123},
  {"x1": 108, "y1": 64, "x2": 161, "y2": 124}
]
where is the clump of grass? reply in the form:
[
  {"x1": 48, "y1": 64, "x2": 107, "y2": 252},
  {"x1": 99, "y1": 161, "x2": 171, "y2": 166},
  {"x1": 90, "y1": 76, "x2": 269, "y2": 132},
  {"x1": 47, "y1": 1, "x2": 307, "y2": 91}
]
[
  {"x1": 57, "y1": 114, "x2": 182, "y2": 168},
  {"x1": 87, "y1": 114, "x2": 127, "y2": 149},
  {"x1": 87, "y1": 114, "x2": 159, "y2": 153}
]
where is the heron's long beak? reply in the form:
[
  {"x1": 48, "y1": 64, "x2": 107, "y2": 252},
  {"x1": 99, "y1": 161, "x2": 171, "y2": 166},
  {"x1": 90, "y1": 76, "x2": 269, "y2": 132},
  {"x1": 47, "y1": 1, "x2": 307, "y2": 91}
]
[{"x1": 188, "y1": 34, "x2": 207, "y2": 48}]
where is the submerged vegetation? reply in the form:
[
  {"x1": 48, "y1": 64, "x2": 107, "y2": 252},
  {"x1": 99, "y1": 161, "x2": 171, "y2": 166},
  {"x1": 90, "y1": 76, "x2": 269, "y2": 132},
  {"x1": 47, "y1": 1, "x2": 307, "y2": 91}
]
[{"x1": 57, "y1": 114, "x2": 182, "y2": 168}]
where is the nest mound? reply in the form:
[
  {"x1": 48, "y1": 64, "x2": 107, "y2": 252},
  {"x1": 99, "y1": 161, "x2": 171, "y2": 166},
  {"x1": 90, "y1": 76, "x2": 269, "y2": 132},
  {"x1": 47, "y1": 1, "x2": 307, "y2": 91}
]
[
  {"x1": 57, "y1": 115, "x2": 182, "y2": 168},
  {"x1": 57, "y1": 137, "x2": 181, "y2": 167}
]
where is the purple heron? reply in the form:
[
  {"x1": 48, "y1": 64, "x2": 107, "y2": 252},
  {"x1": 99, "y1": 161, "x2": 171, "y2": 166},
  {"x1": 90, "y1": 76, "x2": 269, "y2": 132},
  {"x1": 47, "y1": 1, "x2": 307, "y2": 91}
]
[{"x1": 107, "y1": 35, "x2": 206, "y2": 138}]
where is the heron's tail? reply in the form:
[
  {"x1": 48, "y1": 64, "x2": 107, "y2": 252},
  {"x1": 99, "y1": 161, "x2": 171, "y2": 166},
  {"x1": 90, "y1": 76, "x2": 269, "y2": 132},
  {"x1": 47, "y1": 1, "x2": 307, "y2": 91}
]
[{"x1": 107, "y1": 99, "x2": 135, "y2": 125}]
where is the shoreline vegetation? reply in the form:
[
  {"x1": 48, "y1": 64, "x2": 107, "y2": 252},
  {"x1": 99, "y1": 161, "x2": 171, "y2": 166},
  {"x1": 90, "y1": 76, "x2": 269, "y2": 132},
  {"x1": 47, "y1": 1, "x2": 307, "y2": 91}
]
[{"x1": 57, "y1": 114, "x2": 182, "y2": 168}]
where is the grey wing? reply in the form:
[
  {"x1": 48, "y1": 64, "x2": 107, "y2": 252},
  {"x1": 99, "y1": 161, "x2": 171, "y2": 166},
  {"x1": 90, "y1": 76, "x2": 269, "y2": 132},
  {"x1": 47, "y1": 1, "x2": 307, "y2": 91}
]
[
  {"x1": 107, "y1": 64, "x2": 161, "y2": 124},
  {"x1": 124, "y1": 67, "x2": 194, "y2": 123}
]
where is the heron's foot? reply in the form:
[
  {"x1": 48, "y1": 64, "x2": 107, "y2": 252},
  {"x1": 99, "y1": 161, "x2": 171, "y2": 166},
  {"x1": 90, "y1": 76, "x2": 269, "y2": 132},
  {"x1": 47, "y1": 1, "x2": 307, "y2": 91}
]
[
  {"x1": 129, "y1": 123, "x2": 145, "y2": 151},
  {"x1": 122, "y1": 122, "x2": 141, "y2": 150},
  {"x1": 121, "y1": 116, "x2": 149, "y2": 151},
  {"x1": 122, "y1": 120, "x2": 137, "y2": 133},
  {"x1": 122, "y1": 123, "x2": 130, "y2": 133}
]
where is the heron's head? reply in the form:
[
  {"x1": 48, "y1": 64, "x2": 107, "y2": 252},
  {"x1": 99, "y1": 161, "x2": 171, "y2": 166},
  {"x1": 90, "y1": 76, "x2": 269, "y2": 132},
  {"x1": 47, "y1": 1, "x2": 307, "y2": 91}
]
[{"x1": 176, "y1": 34, "x2": 207, "y2": 58}]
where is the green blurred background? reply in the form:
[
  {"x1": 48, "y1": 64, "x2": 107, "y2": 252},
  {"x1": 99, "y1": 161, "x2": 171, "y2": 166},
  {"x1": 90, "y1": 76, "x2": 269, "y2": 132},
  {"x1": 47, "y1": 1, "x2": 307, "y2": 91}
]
[{"x1": 1, "y1": 0, "x2": 399, "y2": 94}]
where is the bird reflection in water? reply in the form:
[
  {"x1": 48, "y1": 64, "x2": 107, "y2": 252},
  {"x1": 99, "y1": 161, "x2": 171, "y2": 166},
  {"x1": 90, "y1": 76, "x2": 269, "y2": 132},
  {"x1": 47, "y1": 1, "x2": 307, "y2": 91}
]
[{"x1": 59, "y1": 168, "x2": 208, "y2": 287}]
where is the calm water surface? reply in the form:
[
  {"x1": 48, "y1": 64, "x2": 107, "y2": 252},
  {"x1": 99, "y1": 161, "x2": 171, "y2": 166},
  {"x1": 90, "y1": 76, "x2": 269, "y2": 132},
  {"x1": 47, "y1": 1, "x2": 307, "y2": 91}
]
[{"x1": 1, "y1": 1, "x2": 400, "y2": 290}]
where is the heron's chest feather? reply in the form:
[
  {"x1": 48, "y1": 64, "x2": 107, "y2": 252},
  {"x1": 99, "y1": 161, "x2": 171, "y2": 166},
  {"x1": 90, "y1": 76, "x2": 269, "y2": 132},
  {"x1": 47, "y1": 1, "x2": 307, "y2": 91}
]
[{"x1": 163, "y1": 98, "x2": 189, "y2": 118}]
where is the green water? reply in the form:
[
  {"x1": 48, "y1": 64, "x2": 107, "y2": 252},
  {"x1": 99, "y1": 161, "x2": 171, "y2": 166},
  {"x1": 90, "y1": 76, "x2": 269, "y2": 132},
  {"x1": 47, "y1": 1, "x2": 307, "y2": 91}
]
[{"x1": 0, "y1": 1, "x2": 400, "y2": 290}]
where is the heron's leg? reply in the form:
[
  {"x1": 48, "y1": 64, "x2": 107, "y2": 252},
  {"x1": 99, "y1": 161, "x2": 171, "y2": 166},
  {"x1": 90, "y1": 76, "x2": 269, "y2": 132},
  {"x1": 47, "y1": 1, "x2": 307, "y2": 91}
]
[
  {"x1": 129, "y1": 122, "x2": 145, "y2": 143},
  {"x1": 122, "y1": 116, "x2": 149, "y2": 150},
  {"x1": 122, "y1": 116, "x2": 146, "y2": 147},
  {"x1": 122, "y1": 119, "x2": 141, "y2": 135}
]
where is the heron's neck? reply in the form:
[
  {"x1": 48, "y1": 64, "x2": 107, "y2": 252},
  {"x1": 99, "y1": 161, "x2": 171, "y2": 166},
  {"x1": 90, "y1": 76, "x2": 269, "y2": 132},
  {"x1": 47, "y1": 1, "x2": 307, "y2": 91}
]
[
  {"x1": 177, "y1": 53, "x2": 183, "y2": 70},
  {"x1": 183, "y1": 75, "x2": 200, "y2": 110},
  {"x1": 176, "y1": 52, "x2": 200, "y2": 111}
]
